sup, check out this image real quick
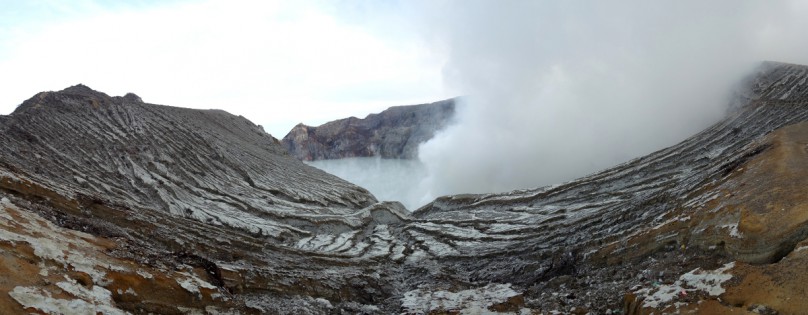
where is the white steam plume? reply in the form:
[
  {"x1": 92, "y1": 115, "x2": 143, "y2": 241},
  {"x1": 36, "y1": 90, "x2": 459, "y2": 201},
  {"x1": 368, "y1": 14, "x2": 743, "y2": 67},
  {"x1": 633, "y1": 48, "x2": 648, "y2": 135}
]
[{"x1": 414, "y1": 0, "x2": 808, "y2": 203}]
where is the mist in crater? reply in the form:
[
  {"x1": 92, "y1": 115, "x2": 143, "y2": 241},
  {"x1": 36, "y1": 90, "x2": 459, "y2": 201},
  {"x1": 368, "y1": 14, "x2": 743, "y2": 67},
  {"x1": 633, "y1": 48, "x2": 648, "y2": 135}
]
[
  {"x1": 306, "y1": 157, "x2": 428, "y2": 210},
  {"x1": 411, "y1": 0, "x2": 808, "y2": 202}
]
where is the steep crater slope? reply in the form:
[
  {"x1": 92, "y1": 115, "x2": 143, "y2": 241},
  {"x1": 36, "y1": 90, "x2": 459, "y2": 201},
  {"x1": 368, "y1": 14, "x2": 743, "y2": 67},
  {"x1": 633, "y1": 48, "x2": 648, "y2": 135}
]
[
  {"x1": 0, "y1": 85, "x2": 409, "y2": 313},
  {"x1": 282, "y1": 98, "x2": 455, "y2": 160},
  {"x1": 3, "y1": 85, "x2": 386, "y2": 236},
  {"x1": 1, "y1": 62, "x2": 808, "y2": 314}
]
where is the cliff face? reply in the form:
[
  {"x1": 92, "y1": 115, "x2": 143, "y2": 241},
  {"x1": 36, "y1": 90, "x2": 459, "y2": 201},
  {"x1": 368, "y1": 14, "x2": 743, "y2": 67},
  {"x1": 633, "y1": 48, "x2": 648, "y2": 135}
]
[
  {"x1": 1, "y1": 62, "x2": 808, "y2": 314},
  {"x1": 282, "y1": 98, "x2": 455, "y2": 160}
]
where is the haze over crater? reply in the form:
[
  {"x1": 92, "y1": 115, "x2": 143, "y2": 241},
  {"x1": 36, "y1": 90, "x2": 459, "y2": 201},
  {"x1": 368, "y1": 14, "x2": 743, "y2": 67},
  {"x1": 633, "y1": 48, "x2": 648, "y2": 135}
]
[{"x1": 412, "y1": 0, "x2": 808, "y2": 202}]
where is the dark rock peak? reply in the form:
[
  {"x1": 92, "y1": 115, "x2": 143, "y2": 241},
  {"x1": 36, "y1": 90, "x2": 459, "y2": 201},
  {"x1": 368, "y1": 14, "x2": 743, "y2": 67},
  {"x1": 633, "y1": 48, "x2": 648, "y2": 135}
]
[
  {"x1": 11, "y1": 84, "x2": 120, "y2": 115},
  {"x1": 292, "y1": 122, "x2": 311, "y2": 129},
  {"x1": 9, "y1": 85, "x2": 149, "y2": 117},
  {"x1": 122, "y1": 92, "x2": 143, "y2": 103},
  {"x1": 59, "y1": 83, "x2": 102, "y2": 95},
  {"x1": 282, "y1": 98, "x2": 457, "y2": 160}
]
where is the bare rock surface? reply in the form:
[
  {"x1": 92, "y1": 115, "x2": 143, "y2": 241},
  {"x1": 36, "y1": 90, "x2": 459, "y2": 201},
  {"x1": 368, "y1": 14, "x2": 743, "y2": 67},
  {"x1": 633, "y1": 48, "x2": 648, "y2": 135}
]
[
  {"x1": 282, "y1": 98, "x2": 455, "y2": 160},
  {"x1": 1, "y1": 61, "x2": 808, "y2": 314},
  {"x1": 0, "y1": 85, "x2": 406, "y2": 313}
]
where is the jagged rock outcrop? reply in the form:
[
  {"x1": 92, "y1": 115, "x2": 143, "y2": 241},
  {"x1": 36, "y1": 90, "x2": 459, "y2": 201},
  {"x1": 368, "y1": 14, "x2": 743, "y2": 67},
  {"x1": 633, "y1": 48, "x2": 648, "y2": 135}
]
[
  {"x1": 1, "y1": 61, "x2": 808, "y2": 314},
  {"x1": 282, "y1": 98, "x2": 455, "y2": 160}
]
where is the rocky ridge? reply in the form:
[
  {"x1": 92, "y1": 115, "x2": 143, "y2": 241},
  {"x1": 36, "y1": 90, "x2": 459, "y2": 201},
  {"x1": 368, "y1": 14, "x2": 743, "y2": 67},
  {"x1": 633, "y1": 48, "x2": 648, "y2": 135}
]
[
  {"x1": 0, "y1": 62, "x2": 807, "y2": 314},
  {"x1": 282, "y1": 98, "x2": 455, "y2": 160},
  {"x1": 0, "y1": 85, "x2": 407, "y2": 313}
]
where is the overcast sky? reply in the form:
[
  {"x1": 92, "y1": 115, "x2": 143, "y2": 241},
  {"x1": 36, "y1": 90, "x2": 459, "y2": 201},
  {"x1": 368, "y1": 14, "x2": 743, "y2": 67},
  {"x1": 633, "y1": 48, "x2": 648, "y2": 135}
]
[{"x1": 0, "y1": 0, "x2": 450, "y2": 137}]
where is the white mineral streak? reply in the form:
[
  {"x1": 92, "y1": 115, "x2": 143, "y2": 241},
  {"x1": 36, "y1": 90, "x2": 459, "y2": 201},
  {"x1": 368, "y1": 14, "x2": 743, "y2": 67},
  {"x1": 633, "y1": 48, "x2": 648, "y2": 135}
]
[
  {"x1": 401, "y1": 283, "x2": 523, "y2": 314},
  {"x1": 636, "y1": 262, "x2": 735, "y2": 309}
]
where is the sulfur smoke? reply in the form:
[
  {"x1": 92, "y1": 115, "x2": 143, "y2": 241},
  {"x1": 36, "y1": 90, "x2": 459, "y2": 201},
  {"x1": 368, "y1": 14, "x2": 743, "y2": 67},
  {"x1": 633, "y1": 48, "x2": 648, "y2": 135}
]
[{"x1": 413, "y1": 1, "x2": 808, "y2": 204}]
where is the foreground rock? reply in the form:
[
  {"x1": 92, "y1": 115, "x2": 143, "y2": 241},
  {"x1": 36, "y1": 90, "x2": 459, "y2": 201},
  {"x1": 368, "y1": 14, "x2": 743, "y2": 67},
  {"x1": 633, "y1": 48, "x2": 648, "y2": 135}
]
[
  {"x1": 1, "y1": 61, "x2": 808, "y2": 313},
  {"x1": 282, "y1": 98, "x2": 455, "y2": 160}
]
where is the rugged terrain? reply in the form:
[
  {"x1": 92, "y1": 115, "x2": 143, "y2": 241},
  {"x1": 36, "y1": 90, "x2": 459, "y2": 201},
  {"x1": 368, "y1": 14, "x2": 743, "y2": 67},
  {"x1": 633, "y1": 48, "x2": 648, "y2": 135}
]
[
  {"x1": 282, "y1": 99, "x2": 455, "y2": 160},
  {"x1": 0, "y1": 61, "x2": 807, "y2": 314}
]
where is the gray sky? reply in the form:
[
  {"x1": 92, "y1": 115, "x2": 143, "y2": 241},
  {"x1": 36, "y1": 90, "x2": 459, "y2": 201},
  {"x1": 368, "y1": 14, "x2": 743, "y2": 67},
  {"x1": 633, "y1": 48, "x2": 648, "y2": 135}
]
[{"x1": 0, "y1": 0, "x2": 449, "y2": 138}]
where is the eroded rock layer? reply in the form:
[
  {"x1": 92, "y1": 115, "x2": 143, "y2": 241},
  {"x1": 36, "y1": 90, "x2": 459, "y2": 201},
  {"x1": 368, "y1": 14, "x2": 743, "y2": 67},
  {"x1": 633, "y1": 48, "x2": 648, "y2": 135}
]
[
  {"x1": 0, "y1": 85, "x2": 408, "y2": 313},
  {"x1": 282, "y1": 99, "x2": 455, "y2": 160},
  {"x1": 1, "y1": 61, "x2": 808, "y2": 314}
]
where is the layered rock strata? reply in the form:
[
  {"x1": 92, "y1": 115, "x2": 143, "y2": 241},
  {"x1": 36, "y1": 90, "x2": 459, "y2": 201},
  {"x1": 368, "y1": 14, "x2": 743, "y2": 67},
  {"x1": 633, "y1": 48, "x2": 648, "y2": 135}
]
[{"x1": 0, "y1": 62, "x2": 807, "y2": 313}]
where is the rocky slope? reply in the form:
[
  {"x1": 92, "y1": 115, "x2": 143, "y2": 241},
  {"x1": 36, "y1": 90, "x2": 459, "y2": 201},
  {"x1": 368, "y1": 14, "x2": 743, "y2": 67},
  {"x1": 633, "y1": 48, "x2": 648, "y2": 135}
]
[
  {"x1": 0, "y1": 85, "x2": 408, "y2": 314},
  {"x1": 282, "y1": 99, "x2": 455, "y2": 160},
  {"x1": 0, "y1": 61, "x2": 808, "y2": 314}
]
